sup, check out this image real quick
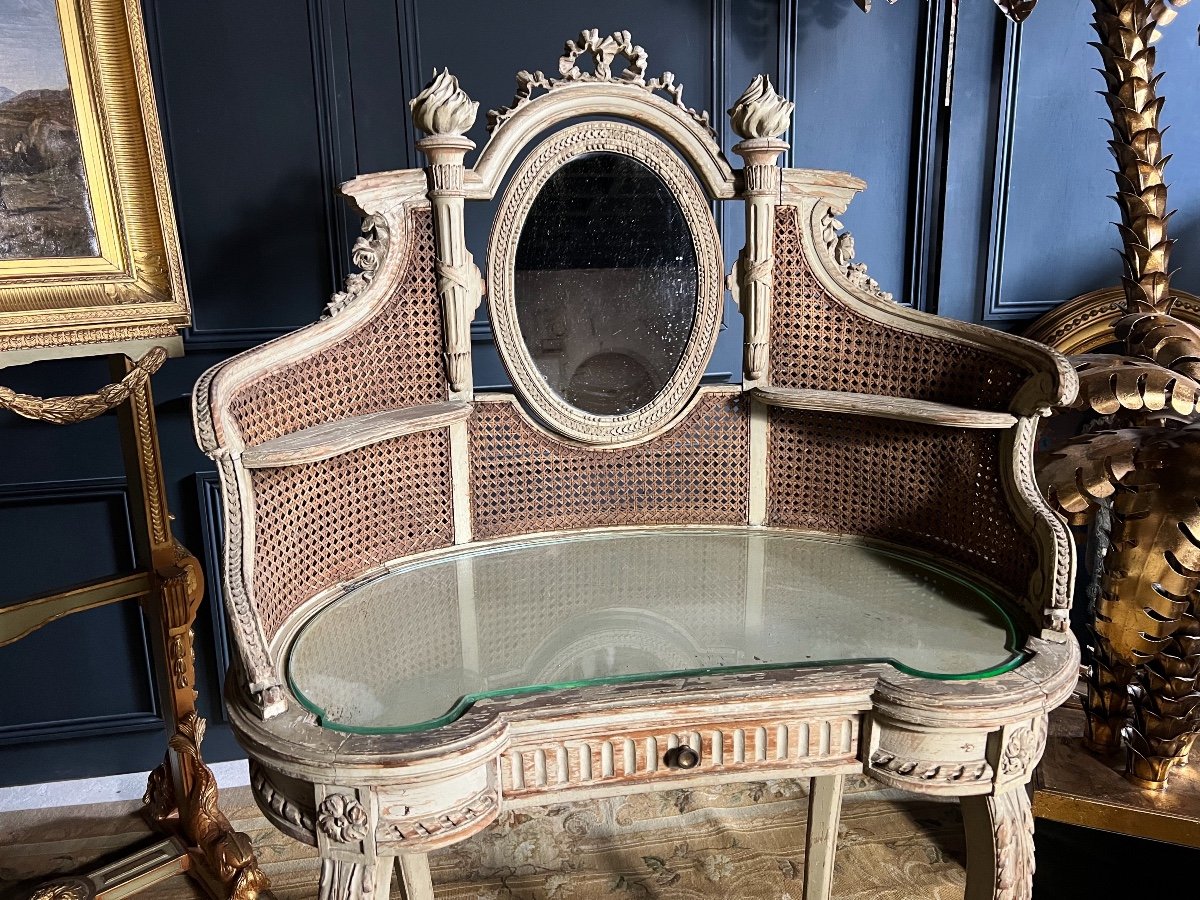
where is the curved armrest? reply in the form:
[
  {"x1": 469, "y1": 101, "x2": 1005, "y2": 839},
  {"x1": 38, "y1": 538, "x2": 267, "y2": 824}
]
[{"x1": 774, "y1": 193, "x2": 1078, "y2": 418}]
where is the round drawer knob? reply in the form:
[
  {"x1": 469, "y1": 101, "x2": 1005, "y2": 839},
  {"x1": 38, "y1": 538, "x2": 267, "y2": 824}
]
[{"x1": 666, "y1": 745, "x2": 700, "y2": 769}]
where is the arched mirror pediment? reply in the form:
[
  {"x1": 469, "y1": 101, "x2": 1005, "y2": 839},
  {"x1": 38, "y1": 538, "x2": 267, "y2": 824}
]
[{"x1": 488, "y1": 121, "x2": 723, "y2": 444}]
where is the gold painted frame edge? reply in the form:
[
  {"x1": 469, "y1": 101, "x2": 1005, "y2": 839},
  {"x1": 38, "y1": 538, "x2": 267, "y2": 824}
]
[
  {"x1": 1024, "y1": 286, "x2": 1200, "y2": 353},
  {"x1": 0, "y1": 0, "x2": 189, "y2": 356}
]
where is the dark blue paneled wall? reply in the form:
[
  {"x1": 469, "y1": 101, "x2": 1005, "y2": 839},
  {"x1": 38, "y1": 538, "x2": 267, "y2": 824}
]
[{"x1": 1, "y1": 0, "x2": 1197, "y2": 784}]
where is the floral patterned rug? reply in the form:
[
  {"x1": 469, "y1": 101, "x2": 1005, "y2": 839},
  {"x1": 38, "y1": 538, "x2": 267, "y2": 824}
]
[{"x1": 1, "y1": 776, "x2": 967, "y2": 899}]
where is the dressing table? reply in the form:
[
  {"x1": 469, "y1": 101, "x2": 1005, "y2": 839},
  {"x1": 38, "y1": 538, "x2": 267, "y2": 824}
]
[{"x1": 194, "y1": 31, "x2": 1079, "y2": 900}]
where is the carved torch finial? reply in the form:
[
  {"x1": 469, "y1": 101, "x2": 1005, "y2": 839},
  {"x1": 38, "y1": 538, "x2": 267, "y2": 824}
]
[
  {"x1": 728, "y1": 75, "x2": 794, "y2": 141},
  {"x1": 410, "y1": 68, "x2": 479, "y2": 136}
]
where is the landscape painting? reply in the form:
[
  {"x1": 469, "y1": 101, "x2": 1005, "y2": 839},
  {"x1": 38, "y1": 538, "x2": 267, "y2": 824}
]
[{"x1": 0, "y1": 0, "x2": 98, "y2": 261}]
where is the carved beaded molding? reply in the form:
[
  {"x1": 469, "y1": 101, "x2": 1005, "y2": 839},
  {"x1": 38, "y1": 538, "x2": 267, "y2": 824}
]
[
  {"x1": 487, "y1": 120, "x2": 723, "y2": 445},
  {"x1": 488, "y1": 28, "x2": 715, "y2": 136}
]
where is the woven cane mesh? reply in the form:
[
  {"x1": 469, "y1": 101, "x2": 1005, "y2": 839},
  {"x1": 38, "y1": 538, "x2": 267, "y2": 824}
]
[
  {"x1": 770, "y1": 206, "x2": 1026, "y2": 412},
  {"x1": 470, "y1": 393, "x2": 749, "y2": 540},
  {"x1": 249, "y1": 430, "x2": 455, "y2": 640},
  {"x1": 286, "y1": 563, "x2": 462, "y2": 723},
  {"x1": 229, "y1": 207, "x2": 445, "y2": 447},
  {"x1": 472, "y1": 532, "x2": 748, "y2": 676},
  {"x1": 766, "y1": 408, "x2": 1032, "y2": 602}
]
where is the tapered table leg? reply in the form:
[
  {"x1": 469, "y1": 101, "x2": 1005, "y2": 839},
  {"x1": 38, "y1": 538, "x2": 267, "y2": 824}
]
[
  {"x1": 804, "y1": 773, "x2": 844, "y2": 900},
  {"x1": 397, "y1": 853, "x2": 435, "y2": 900}
]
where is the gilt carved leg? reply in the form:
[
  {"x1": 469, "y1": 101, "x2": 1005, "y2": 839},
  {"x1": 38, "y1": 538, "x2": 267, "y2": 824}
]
[
  {"x1": 117, "y1": 367, "x2": 269, "y2": 899},
  {"x1": 960, "y1": 788, "x2": 1035, "y2": 900},
  {"x1": 803, "y1": 774, "x2": 844, "y2": 900}
]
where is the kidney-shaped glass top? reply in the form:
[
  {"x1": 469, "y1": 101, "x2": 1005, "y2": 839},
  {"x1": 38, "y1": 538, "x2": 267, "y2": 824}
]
[{"x1": 287, "y1": 528, "x2": 1024, "y2": 733}]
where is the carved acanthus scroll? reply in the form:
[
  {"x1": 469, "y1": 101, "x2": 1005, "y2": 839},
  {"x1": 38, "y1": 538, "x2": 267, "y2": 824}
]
[{"x1": 488, "y1": 29, "x2": 715, "y2": 136}]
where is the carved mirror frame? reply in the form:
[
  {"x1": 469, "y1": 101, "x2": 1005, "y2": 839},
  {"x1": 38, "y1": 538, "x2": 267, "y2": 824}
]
[{"x1": 486, "y1": 121, "x2": 723, "y2": 444}]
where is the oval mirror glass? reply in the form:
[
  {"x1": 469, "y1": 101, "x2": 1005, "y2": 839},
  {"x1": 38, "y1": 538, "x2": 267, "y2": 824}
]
[{"x1": 513, "y1": 152, "x2": 698, "y2": 416}]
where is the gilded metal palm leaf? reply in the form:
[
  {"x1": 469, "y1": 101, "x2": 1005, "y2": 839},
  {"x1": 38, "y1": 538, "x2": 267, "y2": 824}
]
[
  {"x1": 1095, "y1": 426, "x2": 1200, "y2": 661},
  {"x1": 1072, "y1": 353, "x2": 1200, "y2": 416},
  {"x1": 1041, "y1": 421, "x2": 1200, "y2": 661},
  {"x1": 1038, "y1": 428, "x2": 1139, "y2": 522}
]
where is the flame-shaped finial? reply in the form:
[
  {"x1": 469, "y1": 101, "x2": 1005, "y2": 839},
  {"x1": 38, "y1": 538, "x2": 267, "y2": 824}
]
[
  {"x1": 410, "y1": 68, "x2": 479, "y2": 136},
  {"x1": 728, "y1": 75, "x2": 794, "y2": 141}
]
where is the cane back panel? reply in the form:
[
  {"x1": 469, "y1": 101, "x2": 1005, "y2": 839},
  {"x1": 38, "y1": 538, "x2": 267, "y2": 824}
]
[
  {"x1": 469, "y1": 392, "x2": 750, "y2": 541},
  {"x1": 228, "y1": 208, "x2": 446, "y2": 448},
  {"x1": 250, "y1": 431, "x2": 455, "y2": 641},
  {"x1": 769, "y1": 206, "x2": 1029, "y2": 412},
  {"x1": 766, "y1": 409, "x2": 1032, "y2": 600}
]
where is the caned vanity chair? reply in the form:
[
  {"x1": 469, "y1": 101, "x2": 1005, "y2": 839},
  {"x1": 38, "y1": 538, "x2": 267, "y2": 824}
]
[{"x1": 194, "y1": 32, "x2": 1080, "y2": 900}]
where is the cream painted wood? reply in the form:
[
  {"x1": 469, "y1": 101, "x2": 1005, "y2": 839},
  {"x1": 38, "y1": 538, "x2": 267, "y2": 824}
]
[
  {"x1": 317, "y1": 856, "x2": 395, "y2": 900},
  {"x1": 784, "y1": 194, "x2": 1077, "y2": 639},
  {"x1": 191, "y1": 37, "x2": 1083, "y2": 900},
  {"x1": 961, "y1": 788, "x2": 1034, "y2": 900},
  {"x1": 239, "y1": 402, "x2": 470, "y2": 469},
  {"x1": 396, "y1": 854, "x2": 434, "y2": 900},
  {"x1": 752, "y1": 386, "x2": 1019, "y2": 429},
  {"x1": 804, "y1": 774, "x2": 845, "y2": 900}
]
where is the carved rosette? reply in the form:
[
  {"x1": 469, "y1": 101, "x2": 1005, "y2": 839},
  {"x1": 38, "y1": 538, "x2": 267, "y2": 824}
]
[
  {"x1": 317, "y1": 793, "x2": 370, "y2": 844},
  {"x1": 487, "y1": 29, "x2": 715, "y2": 136},
  {"x1": 820, "y1": 209, "x2": 893, "y2": 303},
  {"x1": 325, "y1": 215, "x2": 391, "y2": 318},
  {"x1": 1000, "y1": 718, "x2": 1048, "y2": 778}
]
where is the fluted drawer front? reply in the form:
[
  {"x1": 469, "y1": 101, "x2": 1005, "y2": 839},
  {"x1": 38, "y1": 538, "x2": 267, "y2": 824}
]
[{"x1": 500, "y1": 715, "x2": 860, "y2": 797}]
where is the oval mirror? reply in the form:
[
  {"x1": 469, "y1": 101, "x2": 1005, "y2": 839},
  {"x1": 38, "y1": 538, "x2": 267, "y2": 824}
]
[
  {"x1": 489, "y1": 122, "x2": 722, "y2": 444},
  {"x1": 515, "y1": 153, "x2": 697, "y2": 416}
]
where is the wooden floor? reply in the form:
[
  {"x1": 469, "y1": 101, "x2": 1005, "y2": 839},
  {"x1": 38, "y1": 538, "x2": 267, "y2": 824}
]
[{"x1": 0, "y1": 776, "x2": 970, "y2": 899}]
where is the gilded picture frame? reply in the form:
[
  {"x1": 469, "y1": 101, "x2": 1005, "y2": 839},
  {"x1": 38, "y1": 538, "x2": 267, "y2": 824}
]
[{"x1": 0, "y1": 0, "x2": 187, "y2": 359}]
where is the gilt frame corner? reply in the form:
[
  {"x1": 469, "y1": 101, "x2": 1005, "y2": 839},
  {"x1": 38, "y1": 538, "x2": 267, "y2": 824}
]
[{"x1": 0, "y1": 0, "x2": 188, "y2": 363}]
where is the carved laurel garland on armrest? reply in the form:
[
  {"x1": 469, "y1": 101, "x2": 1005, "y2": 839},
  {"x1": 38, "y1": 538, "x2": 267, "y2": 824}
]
[{"x1": 487, "y1": 29, "x2": 715, "y2": 136}]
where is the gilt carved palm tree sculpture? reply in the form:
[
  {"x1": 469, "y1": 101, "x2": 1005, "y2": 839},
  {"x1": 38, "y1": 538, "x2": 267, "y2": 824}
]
[{"x1": 1033, "y1": 0, "x2": 1199, "y2": 791}]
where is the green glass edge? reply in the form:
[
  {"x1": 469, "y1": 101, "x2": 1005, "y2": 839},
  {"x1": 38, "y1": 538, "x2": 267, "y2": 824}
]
[{"x1": 286, "y1": 541, "x2": 1028, "y2": 736}]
